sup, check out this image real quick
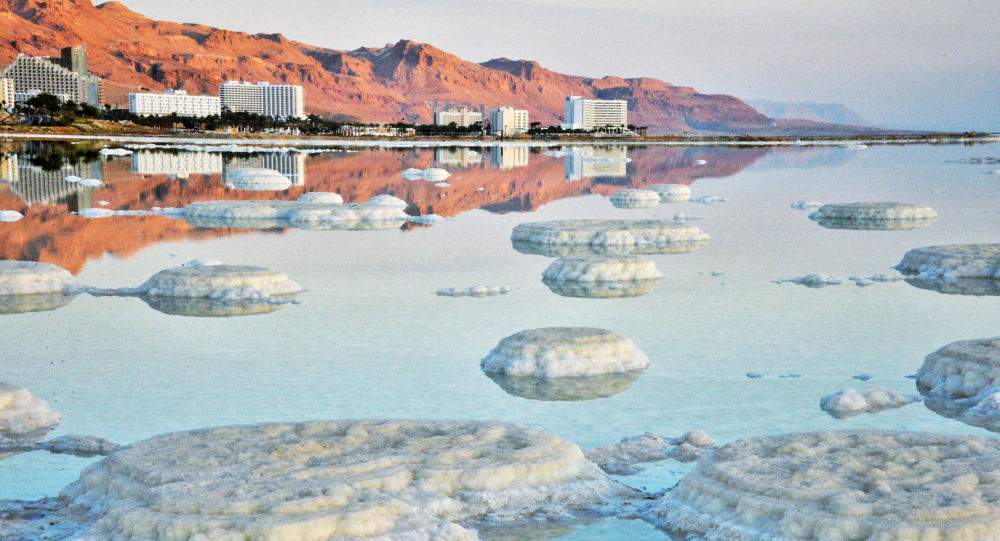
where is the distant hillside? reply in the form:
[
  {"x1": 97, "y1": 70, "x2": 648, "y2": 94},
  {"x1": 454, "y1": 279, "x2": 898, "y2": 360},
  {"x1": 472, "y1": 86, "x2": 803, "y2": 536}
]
[{"x1": 748, "y1": 100, "x2": 870, "y2": 126}]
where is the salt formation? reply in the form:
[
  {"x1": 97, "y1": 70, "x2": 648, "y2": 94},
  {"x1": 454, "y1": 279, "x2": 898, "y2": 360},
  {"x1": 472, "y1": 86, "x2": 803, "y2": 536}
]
[
  {"x1": 610, "y1": 189, "x2": 660, "y2": 209},
  {"x1": 297, "y1": 192, "x2": 344, "y2": 205},
  {"x1": 140, "y1": 296, "x2": 288, "y2": 317},
  {"x1": 403, "y1": 167, "x2": 451, "y2": 181},
  {"x1": 64, "y1": 175, "x2": 81, "y2": 183},
  {"x1": 55, "y1": 420, "x2": 630, "y2": 539},
  {"x1": 809, "y1": 202, "x2": 937, "y2": 229},
  {"x1": 511, "y1": 220, "x2": 709, "y2": 257},
  {"x1": 848, "y1": 273, "x2": 904, "y2": 286},
  {"x1": 119, "y1": 260, "x2": 302, "y2": 303},
  {"x1": 224, "y1": 168, "x2": 292, "y2": 191},
  {"x1": 906, "y1": 276, "x2": 1000, "y2": 296},
  {"x1": 0, "y1": 210, "x2": 23, "y2": 222},
  {"x1": 774, "y1": 274, "x2": 842, "y2": 287},
  {"x1": 99, "y1": 148, "x2": 132, "y2": 156},
  {"x1": 435, "y1": 182, "x2": 451, "y2": 188},
  {"x1": 543, "y1": 256, "x2": 662, "y2": 283},
  {"x1": 646, "y1": 430, "x2": 1000, "y2": 539},
  {"x1": 487, "y1": 371, "x2": 643, "y2": 401},
  {"x1": 916, "y1": 337, "x2": 1000, "y2": 425},
  {"x1": 0, "y1": 384, "x2": 61, "y2": 445},
  {"x1": 0, "y1": 261, "x2": 77, "y2": 296},
  {"x1": 0, "y1": 292, "x2": 75, "y2": 315},
  {"x1": 181, "y1": 193, "x2": 412, "y2": 230},
  {"x1": 78, "y1": 208, "x2": 114, "y2": 218},
  {"x1": 819, "y1": 387, "x2": 917, "y2": 418},
  {"x1": 481, "y1": 327, "x2": 650, "y2": 378},
  {"x1": 648, "y1": 183, "x2": 692, "y2": 203},
  {"x1": 896, "y1": 244, "x2": 1000, "y2": 280},
  {"x1": 790, "y1": 201, "x2": 823, "y2": 210},
  {"x1": 585, "y1": 431, "x2": 715, "y2": 475},
  {"x1": 694, "y1": 159, "x2": 708, "y2": 165},
  {"x1": 435, "y1": 285, "x2": 513, "y2": 297},
  {"x1": 78, "y1": 178, "x2": 102, "y2": 187},
  {"x1": 690, "y1": 195, "x2": 727, "y2": 205}
]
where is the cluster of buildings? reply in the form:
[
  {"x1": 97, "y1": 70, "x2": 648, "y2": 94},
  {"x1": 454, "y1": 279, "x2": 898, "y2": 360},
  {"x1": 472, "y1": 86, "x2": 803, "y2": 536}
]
[
  {"x1": 0, "y1": 45, "x2": 101, "y2": 110},
  {"x1": 432, "y1": 105, "x2": 531, "y2": 137},
  {"x1": 129, "y1": 81, "x2": 306, "y2": 120},
  {"x1": 431, "y1": 97, "x2": 627, "y2": 137}
]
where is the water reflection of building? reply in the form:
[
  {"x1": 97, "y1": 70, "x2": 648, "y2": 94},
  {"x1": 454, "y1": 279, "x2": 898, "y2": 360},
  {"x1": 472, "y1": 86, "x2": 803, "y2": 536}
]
[
  {"x1": 490, "y1": 146, "x2": 530, "y2": 170},
  {"x1": 564, "y1": 146, "x2": 628, "y2": 180},
  {"x1": 224, "y1": 153, "x2": 306, "y2": 186},
  {"x1": 434, "y1": 148, "x2": 482, "y2": 168},
  {"x1": 12, "y1": 156, "x2": 100, "y2": 208},
  {"x1": 131, "y1": 151, "x2": 224, "y2": 178},
  {"x1": 0, "y1": 153, "x2": 18, "y2": 183}
]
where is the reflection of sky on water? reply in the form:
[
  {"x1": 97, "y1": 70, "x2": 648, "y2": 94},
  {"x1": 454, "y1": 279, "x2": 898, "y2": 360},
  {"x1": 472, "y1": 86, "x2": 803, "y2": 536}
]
[{"x1": 1, "y1": 141, "x2": 999, "y2": 540}]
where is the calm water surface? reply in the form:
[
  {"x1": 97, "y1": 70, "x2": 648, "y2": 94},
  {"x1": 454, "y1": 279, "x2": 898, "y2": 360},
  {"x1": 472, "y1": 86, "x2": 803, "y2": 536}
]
[{"x1": 1, "y1": 140, "x2": 998, "y2": 539}]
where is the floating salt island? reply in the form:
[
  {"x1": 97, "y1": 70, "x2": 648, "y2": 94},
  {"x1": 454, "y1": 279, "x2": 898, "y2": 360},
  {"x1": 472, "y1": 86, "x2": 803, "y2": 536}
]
[
  {"x1": 481, "y1": 327, "x2": 650, "y2": 379},
  {"x1": 809, "y1": 202, "x2": 938, "y2": 230},
  {"x1": 0, "y1": 261, "x2": 78, "y2": 297},
  {"x1": 296, "y1": 191, "x2": 344, "y2": 205},
  {"x1": 916, "y1": 337, "x2": 1000, "y2": 429},
  {"x1": 0, "y1": 383, "x2": 61, "y2": 445},
  {"x1": 609, "y1": 189, "x2": 660, "y2": 209},
  {"x1": 36, "y1": 420, "x2": 630, "y2": 539},
  {"x1": 181, "y1": 193, "x2": 419, "y2": 230},
  {"x1": 647, "y1": 183, "x2": 692, "y2": 203},
  {"x1": 511, "y1": 219, "x2": 709, "y2": 257},
  {"x1": 402, "y1": 167, "x2": 451, "y2": 182},
  {"x1": 645, "y1": 430, "x2": 1000, "y2": 539},
  {"x1": 542, "y1": 256, "x2": 663, "y2": 298},
  {"x1": 0, "y1": 209, "x2": 24, "y2": 222},
  {"x1": 435, "y1": 285, "x2": 513, "y2": 297},
  {"x1": 819, "y1": 387, "x2": 917, "y2": 419},
  {"x1": 223, "y1": 167, "x2": 293, "y2": 192},
  {"x1": 896, "y1": 243, "x2": 1000, "y2": 281}
]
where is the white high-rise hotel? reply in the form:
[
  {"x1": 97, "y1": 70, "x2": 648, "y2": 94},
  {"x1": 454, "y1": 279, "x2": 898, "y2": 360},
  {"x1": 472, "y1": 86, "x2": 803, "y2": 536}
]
[
  {"x1": 2, "y1": 53, "x2": 100, "y2": 106},
  {"x1": 563, "y1": 96, "x2": 628, "y2": 130},
  {"x1": 129, "y1": 90, "x2": 221, "y2": 117},
  {"x1": 490, "y1": 106, "x2": 529, "y2": 136},
  {"x1": 220, "y1": 81, "x2": 305, "y2": 120}
]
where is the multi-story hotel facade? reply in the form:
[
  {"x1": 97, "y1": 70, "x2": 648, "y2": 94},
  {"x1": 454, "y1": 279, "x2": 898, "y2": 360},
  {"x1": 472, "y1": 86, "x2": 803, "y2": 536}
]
[
  {"x1": 0, "y1": 78, "x2": 14, "y2": 111},
  {"x1": 2, "y1": 53, "x2": 100, "y2": 106},
  {"x1": 490, "y1": 106, "x2": 529, "y2": 137},
  {"x1": 563, "y1": 96, "x2": 628, "y2": 130},
  {"x1": 220, "y1": 81, "x2": 305, "y2": 120},
  {"x1": 433, "y1": 107, "x2": 483, "y2": 127},
  {"x1": 129, "y1": 90, "x2": 221, "y2": 118}
]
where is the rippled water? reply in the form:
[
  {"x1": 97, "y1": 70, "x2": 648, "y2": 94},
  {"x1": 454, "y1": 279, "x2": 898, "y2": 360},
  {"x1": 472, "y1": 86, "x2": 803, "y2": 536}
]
[{"x1": 1, "y1": 139, "x2": 998, "y2": 539}]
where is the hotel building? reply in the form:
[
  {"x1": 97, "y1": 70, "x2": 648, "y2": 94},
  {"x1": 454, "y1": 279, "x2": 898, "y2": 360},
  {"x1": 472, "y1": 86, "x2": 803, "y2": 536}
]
[
  {"x1": 563, "y1": 96, "x2": 628, "y2": 130},
  {"x1": 434, "y1": 107, "x2": 483, "y2": 127},
  {"x1": 131, "y1": 151, "x2": 224, "y2": 177},
  {"x1": 489, "y1": 106, "x2": 529, "y2": 137},
  {"x1": 129, "y1": 90, "x2": 221, "y2": 118},
  {"x1": 0, "y1": 78, "x2": 14, "y2": 111},
  {"x1": 2, "y1": 51, "x2": 100, "y2": 106},
  {"x1": 490, "y1": 146, "x2": 530, "y2": 170},
  {"x1": 219, "y1": 81, "x2": 305, "y2": 120}
]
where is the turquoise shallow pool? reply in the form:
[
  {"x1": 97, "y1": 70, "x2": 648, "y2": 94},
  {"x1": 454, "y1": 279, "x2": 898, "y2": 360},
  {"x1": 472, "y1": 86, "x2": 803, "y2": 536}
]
[{"x1": 1, "y1": 140, "x2": 998, "y2": 539}]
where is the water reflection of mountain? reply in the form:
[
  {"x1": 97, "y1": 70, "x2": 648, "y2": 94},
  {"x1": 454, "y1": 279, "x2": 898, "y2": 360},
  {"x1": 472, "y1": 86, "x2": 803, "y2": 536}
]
[{"x1": 0, "y1": 144, "x2": 778, "y2": 273}]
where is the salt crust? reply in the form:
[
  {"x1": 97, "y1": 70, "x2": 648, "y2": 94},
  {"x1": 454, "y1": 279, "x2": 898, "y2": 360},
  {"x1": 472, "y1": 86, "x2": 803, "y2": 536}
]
[
  {"x1": 224, "y1": 168, "x2": 293, "y2": 191},
  {"x1": 511, "y1": 220, "x2": 709, "y2": 257},
  {"x1": 810, "y1": 202, "x2": 937, "y2": 229},
  {"x1": 297, "y1": 192, "x2": 344, "y2": 205},
  {"x1": 481, "y1": 328, "x2": 650, "y2": 378},
  {"x1": 182, "y1": 194, "x2": 415, "y2": 230},
  {"x1": 896, "y1": 244, "x2": 1000, "y2": 280},
  {"x1": 542, "y1": 256, "x2": 662, "y2": 283},
  {"x1": 0, "y1": 261, "x2": 77, "y2": 296},
  {"x1": 139, "y1": 296, "x2": 288, "y2": 318},
  {"x1": 905, "y1": 276, "x2": 1000, "y2": 296},
  {"x1": 646, "y1": 430, "x2": 1000, "y2": 540},
  {"x1": 916, "y1": 337, "x2": 1000, "y2": 421},
  {"x1": 610, "y1": 189, "x2": 660, "y2": 209},
  {"x1": 543, "y1": 279, "x2": 662, "y2": 299},
  {"x1": 486, "y1": 372, "x2": 643, "y2": 401},
  {"x1": 819, "y1": 388, "x2": 917, "y2": 418},
  {"x1": 0, "y1": 291, "x2": 75, "y2": 315},
  {"x1": 790, "y1": 201, "x2": 823, "y2": 210},
  {"x1": 774, "y1": 274, "x2": 842, "y2": 287},
  {"x1": 0, "y1": 210, "x2": 23, "y2": 222},
  {"x1": 690, "y1": 195, "x2": 727, "y2": 205},
  {"x1": 0, "y1": 383, "x2": 61, "y2": 444},
  {"x1": 56, "y1": 420, "x2": 631, "y2": 539},
  {"x1": 585, "y1": 431, "x2": 715, "y2": 475},
  {"x1": 647, "y1": 184, "x2": 692, "y2": 203},
  {"x1": 435, "y1": 285, "x2": 513, "y2": 297}
]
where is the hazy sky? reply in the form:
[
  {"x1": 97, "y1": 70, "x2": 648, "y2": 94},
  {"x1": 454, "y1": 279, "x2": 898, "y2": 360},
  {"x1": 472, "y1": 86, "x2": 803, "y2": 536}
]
[{"x1": 116, "y1": 0, "x2": 999, "y2": 131}]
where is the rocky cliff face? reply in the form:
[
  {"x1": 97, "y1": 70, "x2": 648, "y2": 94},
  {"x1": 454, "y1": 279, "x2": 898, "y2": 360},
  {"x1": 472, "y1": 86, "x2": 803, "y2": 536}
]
[{"x1": 0, "y1": 0, "x2": 772, "y2": 133}]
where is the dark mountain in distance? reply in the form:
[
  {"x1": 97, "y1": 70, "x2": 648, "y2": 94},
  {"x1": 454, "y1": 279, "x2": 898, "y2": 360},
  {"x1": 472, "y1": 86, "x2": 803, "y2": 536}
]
[{"x1": 748, "y1": 100, "x2": 870, "y2": 127}]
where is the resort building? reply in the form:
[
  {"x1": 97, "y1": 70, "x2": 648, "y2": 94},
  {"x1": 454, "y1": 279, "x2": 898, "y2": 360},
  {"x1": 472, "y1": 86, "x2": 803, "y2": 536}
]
[
  {"x1": 219, "y1": 81, "x2": 305, "y2": 120},
  {"x1": 12, "y1": 154, "x2": 100, "y2": 207},
  {"x1": 128, "y1": 90, "x2": 221, "y2": 118},
  {"x1": 563, "y1": 96, "x2": 628, "y2": 131},
  {"x1": 490, "y1": 146, "x2": 530, "y2": 170},
  {"x1": 489, "y1": 106, "x2": 529, "y2": 137},
  {"x1": 0, "y1": 78, "x2": 14, "y2": 111},
  {"x1": 131, "y1": 151, "x2": 224, "y2": 177},
  {"x1": 337, "y1": 124, "x2": 414, "y2": 137},
  {"x1": 433, "y1": 107, "x2": 483, "y2": 128},
  {"x1": 0, "y1": 153, "x2": 17, "y2": 183},
  {"x1": 1, "y1": 51, "x2": 101, "y2": 106}
]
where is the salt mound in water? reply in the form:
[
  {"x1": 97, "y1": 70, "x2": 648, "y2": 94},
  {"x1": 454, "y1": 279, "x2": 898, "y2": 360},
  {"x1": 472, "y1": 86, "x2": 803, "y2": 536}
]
[
  {"x1": 610, "y1": 189, "x2": 660, "y2": 209},
  {"x1": 896, "y1": 244, "x2": 1000, "y2": 280},
  {"x1": 586, "y1": 431, "x2": 715, "y2": 475},
  {"x1": 435, "y1": 285, "x2": 512, "y2": 297},
  {"x1": 543, "y1": 256, "x2": 662, "y2": 283},
  {"x1": 0, "y1": 261, "x2": 77, "y2": 296},
  {"x1": 916, "y1": 337, "x2": 1000, "y2": 427},
  {"x1": 819, "y1": 387, "x2": 917, "y2": 419},
  {"x1": 0, "y1": 384, "x2": 61, "y2": 444},
  {"x1": 0, "y1": 210, "x2": 23, "y2": 222},
  {"x1": 481, "y1": 327, "x2": 650, "y2": 378},
  {"x1": 0, "y1": 292, "x2": 75, "y2": 315},
  {"x1": 809, "y1": 202, "x2": 937, "y2": 230},
  {"x1": 486, "y1": 371, "x2": 642, "y2": 401},
  {"x1": 647, "y1": 184, "x2": 692, "y2": 203},
  {"x1": 224, "y1": 168, "x2": 292, "y2": 192},
  {"x1": 905, "y1": 276, "x2": 1000, "y2": 296},
  {"x1": 58, "y1": 420, "x2": 630, "y2": 539},
  {"x1": 645, "y1": 430, "x2": 1000, "y2": 539},
  {"x1": 132, "y1": 262, "x2": 302, "y2": 301},
  {"x1": 296, "y1": 192, "x2": 344, "y2": 205},
  {"x1": 511, "y1": 220, "x2": 708, "y2": 257}
]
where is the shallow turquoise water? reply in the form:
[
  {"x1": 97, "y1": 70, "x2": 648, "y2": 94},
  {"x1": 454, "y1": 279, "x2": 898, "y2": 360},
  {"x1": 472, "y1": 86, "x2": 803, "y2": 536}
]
[{"x1": 1, "y1": 141, "x2": 998, "y2": 539}]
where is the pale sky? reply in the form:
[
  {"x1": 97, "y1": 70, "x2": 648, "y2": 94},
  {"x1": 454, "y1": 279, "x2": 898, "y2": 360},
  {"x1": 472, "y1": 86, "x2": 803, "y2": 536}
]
[{"x1": 116, "y1": 0, "x2": 999, "y2": 131}]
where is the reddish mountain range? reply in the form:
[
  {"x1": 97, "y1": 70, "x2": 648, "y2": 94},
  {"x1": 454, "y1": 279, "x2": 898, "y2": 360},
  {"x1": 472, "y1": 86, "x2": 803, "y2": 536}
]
[{"x1": 0, "y1": 0, "x2": 791, "y2": 133}]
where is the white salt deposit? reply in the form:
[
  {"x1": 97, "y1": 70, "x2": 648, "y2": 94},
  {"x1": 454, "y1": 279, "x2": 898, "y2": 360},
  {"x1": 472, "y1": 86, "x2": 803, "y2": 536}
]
[
  {"x1": 78, "y1": 178, "x2": 102, "y2": 187},
  {"x1": 647, "y1": 184, "x2": 691, "y2": 203},
  {"x1": 181, "y1": 195, "x2": 413, "y2": 229},
  {"x1": 690, "y1": 195, "x2": 727, "y2": 205},
  {"x1": 409, "y1": 214, "x2": 443, "y2": 224},
  {"x1": 819, "y1": 387, "x2": 917, "y2": 418},
  {"x1": 55, "y1": 420, "x2": 629, "y2": 539},
  {"x1": 64, "y1": 175, "x2": 81, "y2": 183},
  {"x1": 0, "y1": 261, "x2": 77, "y2": 296},
  {"x1": 790, "y1": 201, "x2": 823, "y2": 210},
  {"x1": 481, "y1": 327, "x2": 650, "y2": 378},
  {"x1": 297, "y1": 192, "x2": 344, "y2": 205},
  {"x1": 421, "y1": 168, "x2": 451, "y2": 181},
  {"x1": 365, "y1": 194, "x2": 408, "y2": 209},
  {"x1": 435, "y1": 285, "x2": 513, "y2": 297},
  {"x1": 0, "y1": 210, "x2": 23, "y2": 222},
  {"x1": 542, "y1": 256, "x2": 662, "y2": 287},
  {"x1": 916, "y1": 337, "x2": 1000, "y2": 421},
  {"x1": 511, "y1": 220, "x2": 709, "y2": 257},
  {"x1": 694, "y1": 159, "x2": 708, "y2": 165},
  {"x1": 78, "y1": 208, "x2": 114, "y2": 219},
  {"x1": 774, "y1": 274, "x2": 842, "y2": 287},
  {"x1": 848, "y1": 273, "x2": 904, "y2": 286},
  {"x1": 38, "y1": 435, "x2": 121, "y2": 457},
  {"x1": 810, "y1": 202, "x2": 937, "y2": 229},
  {"x1": 224, "y1": 168, "x2": 292, "y2": 192},
  {"x1": 609, "y1": 189, "x2": 660, "y2": 209},
  {"x1": 645, "y1": 430, "x2": 1000, "y2": 540},
  {"x1": 402, "y1": 167, "x2": 424, "y2": 180},
  {"x1": 126, "y1": 261, "x2": 302, "y2": 301},
  {"x1": 585, "y1": 431, "x2": 715, "y2": 475},
  {"x1": 896, "y1": 244, "x2": 1000, "y2": 280},
  {"x1": 0, "y1": 384, "x2": 61, "y2": 443},
  {"x1": 435, "y1": 182, "x2": 451, "y2": 188},
  {"x1": 97, "y1": 200, "x2": 109, "y2": 206},
  {"x1": 99, "y1": 148, "x2": 132, "y2": 156}
]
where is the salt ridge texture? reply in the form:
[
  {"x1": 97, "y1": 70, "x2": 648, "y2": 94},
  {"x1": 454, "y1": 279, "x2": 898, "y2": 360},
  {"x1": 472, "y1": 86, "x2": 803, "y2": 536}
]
[
  {"x1": 810, "y1": 202, "x2": 937, "y2": 230},
  {"x1": 106, "y1": 261, "x2": 302, "y2": 303},
  {"x1": 647, "y1": 184, "x2": 691, "y2": 203},
  {"x1": 609, "y1": 189, "x2": 660, "y2": 209},
  {"x1": 896, "y1": 244, "x2": 1000, "y2": 280},
  {"x1": 916, "y1": 337, "x2": 1000, "y2": 423},
  {"x1": 585, "y1": 431, "x2": 715, "y2": 475},
  {"x1": 0, "y1": 383, "x2": 61, "y2": 444},
  {"x1": 224, "y1": 168, "x2": 293, "y2": 192},
  {"x1": 645, "y1": 430, "x2": 1000, "y2": 540},
  {"x1": 181, "y1": 194, "x2": 417, "y2": 230},
  {"x1": 819, "y1": 388, "x2": 917, "y2": 418},
  {"x1": 511, "y1": 220, "x2": 709, "y2": 257},
  {"x1": 481, "y1": 327, "x2": 650, "y2": 378},
  {"x1": 0, "y1": 261, "x2": 77, "y2": 296},
  {"x1": 54, "y1": 420, "x2": 632, "y2": 539},
  {"x1": 774, "y1": 274, "x2": 842, "y2": 287},
  {"x1": 542, "y1": 256, "x2": 662, "y2": 283},
  {"x1": 435, "y1": 285, "x2": 513, "y2": 297}
]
